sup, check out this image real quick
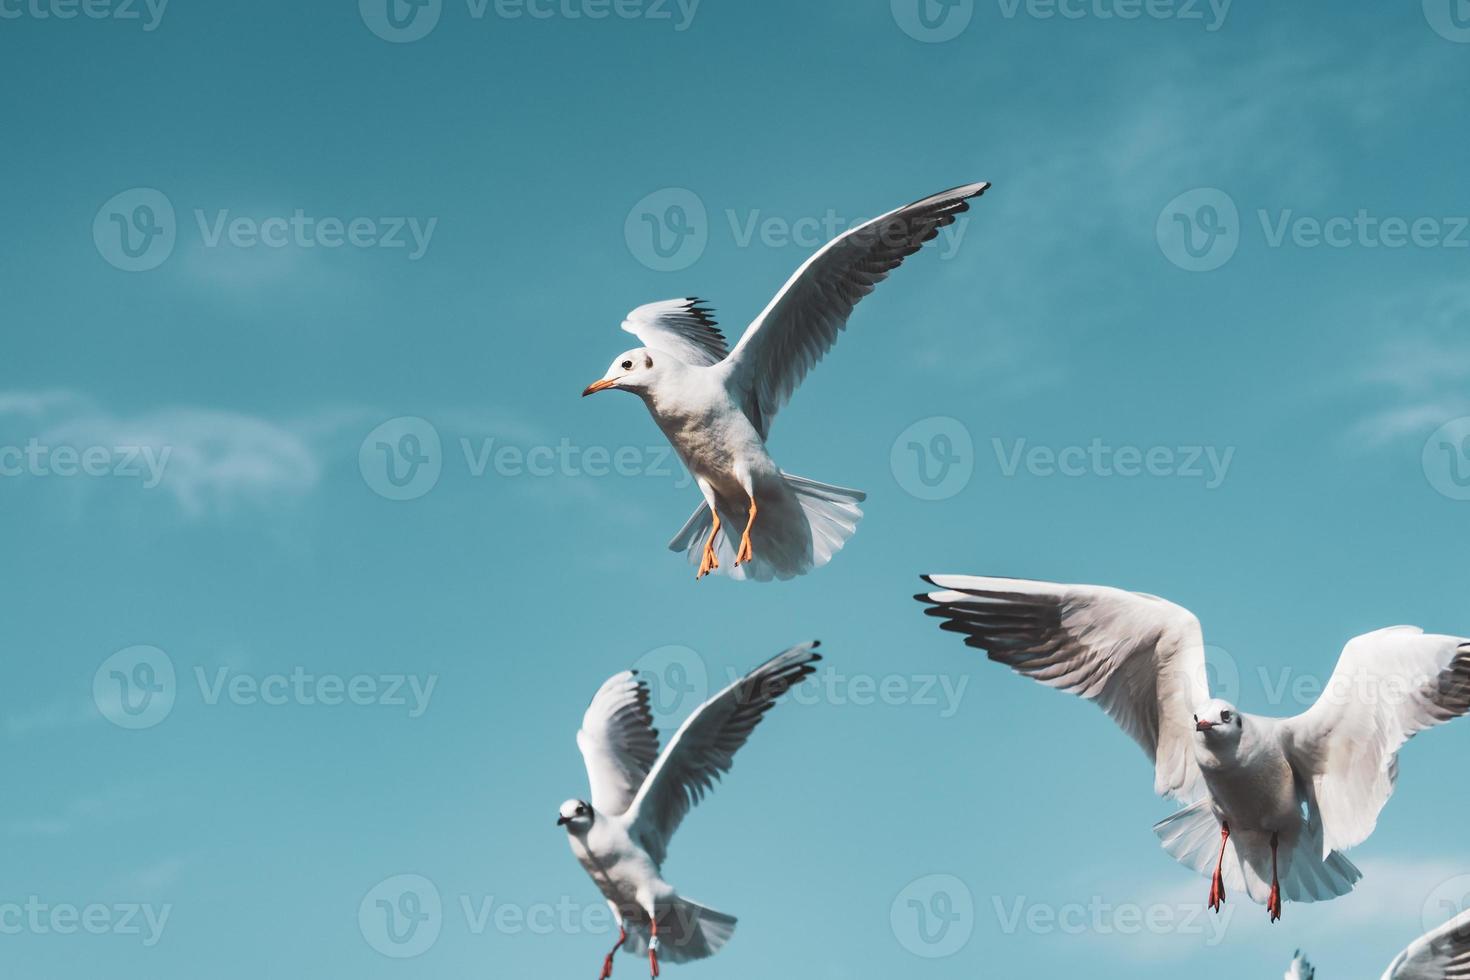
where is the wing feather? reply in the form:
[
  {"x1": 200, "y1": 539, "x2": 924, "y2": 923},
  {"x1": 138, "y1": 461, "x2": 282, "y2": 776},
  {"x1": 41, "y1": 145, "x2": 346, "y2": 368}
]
[
  {"x1": 576, "y1": 671, "x2": 660, "y2": 816},
  {"x1": 624, "y1": 643, "x2": 821, "y2": 866},
  {"x1": 1283, "y1": 628, "x2": 1470, "y2": 855},
  {"x1": 915, "y1": 574, "x2": 1209, "y2": 802},
  {"x1": 722, "y1": 182, "x2": 989, "y2": 437},
  {"x1": 622, "y1": 298, "x2": 728, "y2": 366}
]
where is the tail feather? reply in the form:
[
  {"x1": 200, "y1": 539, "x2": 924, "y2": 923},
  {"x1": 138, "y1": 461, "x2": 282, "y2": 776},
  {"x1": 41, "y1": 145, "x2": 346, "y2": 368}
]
[
  {"x1": 1153, "y1": 801, "x2": 1361, "y2": 906},
  {"x1": 667, "y1": 473, "x2": 865, "y2": 581},
  {"x1": 622, "y1": 898, "x2": 737, "y2": 964}
]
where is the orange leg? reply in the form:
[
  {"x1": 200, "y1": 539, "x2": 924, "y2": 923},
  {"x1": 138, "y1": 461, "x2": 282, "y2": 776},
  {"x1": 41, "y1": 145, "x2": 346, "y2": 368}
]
[
  {"x1": 599, "y1": 926, "x2": 626, "y2": 979},
  {"x1": 1267, "y1": 832, "x2": 1282, "y2": 922},
  {"x1": 1208, "y1": 822, "x2": 1229, "y2": 913},
  {"x1": 648, "y1": 915, "x2": 660, "y2": 978},
  {"x1": 696, "y1": 512, "x2": 721, "y2": 580},
  {"x1": 734, "y1": 495, "x2": 757, "y2": 566}
]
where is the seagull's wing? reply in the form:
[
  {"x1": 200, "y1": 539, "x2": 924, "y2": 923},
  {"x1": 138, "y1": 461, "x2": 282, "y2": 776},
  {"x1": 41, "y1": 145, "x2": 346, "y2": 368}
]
[
  {"x1": 720, "y1": 182, "x2": 989, "y2": 437},
  {"x1": 624, "y1": 642, "x2": 821, "y2": 866},
  {"x1": 621, "y1": 298, "x2": 728, "y2": 367},
  {"x1": 1281, "y1": 628, "x2": 1470, "y2": 855},
  {"x1": 1382, "y1": 910, "x2": 1470, "y2": 980},
  {"x1": 1286, "y1": 950, "x2": 1316, "y2": 980},
  {"x1": 576, "y1": 671, "x2": 661, "y2": 817},
  {"x1": 915, "y1": 574, "x2": 1210, "y2": 802}
]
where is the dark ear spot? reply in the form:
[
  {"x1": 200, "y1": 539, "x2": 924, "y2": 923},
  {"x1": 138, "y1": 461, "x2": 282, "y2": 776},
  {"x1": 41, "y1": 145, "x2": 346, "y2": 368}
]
[{"x1": 643, "y1": 355, "x2": 653, "y2": 369}]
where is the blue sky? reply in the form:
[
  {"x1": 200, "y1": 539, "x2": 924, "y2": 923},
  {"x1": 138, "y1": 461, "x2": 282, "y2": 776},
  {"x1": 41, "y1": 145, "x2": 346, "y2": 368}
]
[{"x1": 4, "y1": 1, "x2": 1470, "y2": 977}]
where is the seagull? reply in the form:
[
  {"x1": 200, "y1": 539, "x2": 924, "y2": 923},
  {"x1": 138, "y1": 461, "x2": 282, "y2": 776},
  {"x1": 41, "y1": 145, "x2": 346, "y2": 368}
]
[
  {"x1": 582, "y1": 182, "x2": 990, "y2": 581},
  {"x1": 558, "y1": 642, "x2": 821, "y2": 977},
  {"x1": 913, "y1": 574, "x2": 1470, "y2": 922},
  {"x1": 1288, "y1": 908, "x2": 1470, "y2": 979}
]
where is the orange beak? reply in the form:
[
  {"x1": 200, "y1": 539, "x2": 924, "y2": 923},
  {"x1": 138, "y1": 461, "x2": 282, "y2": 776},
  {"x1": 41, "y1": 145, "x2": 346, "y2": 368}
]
[{"x1": 581, "y1": 378, "x2": 619, "y2": 397}]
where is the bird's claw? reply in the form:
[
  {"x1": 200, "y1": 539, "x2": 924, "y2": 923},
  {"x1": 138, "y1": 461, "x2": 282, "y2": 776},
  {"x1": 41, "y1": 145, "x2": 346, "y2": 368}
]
[
  {"x1": 696, "y1": 543, "x2": 719, "y2": 579},
  {"x1": 1268, "y1": 885, "x2": 1281, "y2": 923},
  {"x1": 734, "y1": 531, "x2": 753, "y2": 566},
  {"x1": 1207, "y1": 873, "x2": 1225, "y2": 913}
]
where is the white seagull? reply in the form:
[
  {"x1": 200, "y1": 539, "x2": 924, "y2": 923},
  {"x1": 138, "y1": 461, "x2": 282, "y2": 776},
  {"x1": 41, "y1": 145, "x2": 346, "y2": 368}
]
[
  {"x1": 582, "y1": 182, "x2": 990, "y2": 582},
  {"x1": 913, "y1": 574, "x2": 1470, "y2": 922},
  {"x1": 558, "y1": 642, "x2": 821, "y2": 977},
  {"x1": 1287, "y1": 908, "x2": 1470, "y2": 979}
]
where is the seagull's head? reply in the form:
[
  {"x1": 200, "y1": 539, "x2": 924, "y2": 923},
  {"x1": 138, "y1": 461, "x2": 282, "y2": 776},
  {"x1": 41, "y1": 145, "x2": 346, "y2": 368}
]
[
  {"x1": 583, "y1": 349, "x2": 659, "y2": 398},
  {"x1": 1193, "y1": 699, "x2": 1243, "y2": 742},
  {"x1": 556, "y1": 799, "x2": 594, "y2": 833}
]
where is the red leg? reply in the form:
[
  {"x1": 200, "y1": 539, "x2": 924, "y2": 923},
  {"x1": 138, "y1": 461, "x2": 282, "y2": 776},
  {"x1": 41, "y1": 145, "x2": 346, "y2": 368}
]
[
  {"x1": 1208, "y1": 822, "x2": 1229, "y2": 913},
  {"x1": 648, "y1": 915, "x2": 660, "y2": 978},
  {"x1": 1268, "y1": 832, "x2": 1282, "y2": 923},
  {"x1": 599, "y1": 926, "x2": 626, "y2": 980}
]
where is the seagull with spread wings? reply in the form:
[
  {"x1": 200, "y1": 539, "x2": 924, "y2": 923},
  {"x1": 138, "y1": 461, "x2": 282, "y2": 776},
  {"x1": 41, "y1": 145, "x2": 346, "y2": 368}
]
[
  {"x1": 913, "y1": 574, "x2": 1470, "y2": 922},
  {"x1": 1287, "y1": 908, "x2": 1470, "y2": 979},
  {"x1": 582, "y1": 182, "x2": 990, "y2": 581},
  {"x1": 557, "y1": 642, "x2": 821, "y2": 977}
]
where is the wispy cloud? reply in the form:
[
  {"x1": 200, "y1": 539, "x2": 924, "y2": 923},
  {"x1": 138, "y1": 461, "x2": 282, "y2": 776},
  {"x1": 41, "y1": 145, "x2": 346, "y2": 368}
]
[{"x1": 1345, "y1": 284, "x2": 1470, "y2": 449}]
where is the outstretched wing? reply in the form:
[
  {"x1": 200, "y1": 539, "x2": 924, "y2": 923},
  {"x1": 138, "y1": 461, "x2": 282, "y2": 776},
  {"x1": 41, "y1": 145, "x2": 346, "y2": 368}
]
[
  {"x1": 721, "y1": 182, "x2": 989, "y2": 437},
  {"x1": 1282, "y1": 628, "x2": 1470, "y2": 855},
  {"x1": 576, "y1": 671, "x2": 661, "y2": 816},
  {"x1": 622, "y1": 298, "x2": 728, "y2": 367},
  {"x1": 625, "y1": 642, "x2": 821, "y2": 866},
  {"x1": 1383, "y1": 909, "x2": 1470, "y2": 980},
  {"x1": 915, "y1": 574, "x2": 1210, "y2": 802}
]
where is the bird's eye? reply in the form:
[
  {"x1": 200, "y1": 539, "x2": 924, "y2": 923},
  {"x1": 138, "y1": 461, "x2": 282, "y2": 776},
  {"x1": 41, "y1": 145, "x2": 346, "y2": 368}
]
[
  {"x1": 1221, "y1": 710, "x2": 1232, "y2": 723},
  {"x1": 621, "y1": 360, "x2": 633, "y2": 371}
]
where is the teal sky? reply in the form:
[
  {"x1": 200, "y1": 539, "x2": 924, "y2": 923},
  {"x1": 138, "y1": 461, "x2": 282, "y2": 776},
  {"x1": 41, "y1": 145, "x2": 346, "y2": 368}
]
[{"x1": 5, "y1": 2, "x2": 1470, "y2": 978}]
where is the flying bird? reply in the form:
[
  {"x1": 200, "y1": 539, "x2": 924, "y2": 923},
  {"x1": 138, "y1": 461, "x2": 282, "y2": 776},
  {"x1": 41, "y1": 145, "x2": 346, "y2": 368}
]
[
  {"x1": 557, "y1": 642, "x2": 821, "y2": 977},
  {"x1": 913, "y1": 574, "x2": 1470, "y2": 922},
  {"x1": 1288, "y1": 908, "x2": 1470, "y2": 979},
  {"x1": 583, "y1": 182, "x2": 990, "y2": 581}
]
